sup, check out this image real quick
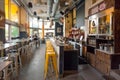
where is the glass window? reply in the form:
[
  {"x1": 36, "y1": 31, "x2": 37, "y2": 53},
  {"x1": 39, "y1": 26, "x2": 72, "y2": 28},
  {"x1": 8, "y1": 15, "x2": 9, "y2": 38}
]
[
  {"x1": 32, "y1": 17, "x2": 39, "y2": 28},
  {"x1": 5, "y1": 24, "x2": 9, "y2": 41},
  {"x1": 11, "y1": 26, "x2": 19, "y2": 38}
]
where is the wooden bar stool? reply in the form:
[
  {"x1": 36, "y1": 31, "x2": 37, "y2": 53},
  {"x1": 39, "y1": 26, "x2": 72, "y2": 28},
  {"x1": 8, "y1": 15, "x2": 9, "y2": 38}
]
[
  {"x1": 44, "y1": 51, "x2": 58, "y2": 80},
  {"x1": 8, "y1": 48, "x2": 22, "y2": 76}
]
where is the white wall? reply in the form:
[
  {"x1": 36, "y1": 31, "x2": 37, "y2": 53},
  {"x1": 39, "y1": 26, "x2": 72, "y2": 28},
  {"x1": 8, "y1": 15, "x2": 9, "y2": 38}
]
[{"x1": 84, "y1": 0, "x2": 92, "y2": 41}]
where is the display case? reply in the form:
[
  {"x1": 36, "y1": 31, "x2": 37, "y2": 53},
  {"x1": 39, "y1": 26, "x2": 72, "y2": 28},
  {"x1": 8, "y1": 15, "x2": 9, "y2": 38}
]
[{"x1": 98, "y1": 13, "x2": 113, "y2": 35}]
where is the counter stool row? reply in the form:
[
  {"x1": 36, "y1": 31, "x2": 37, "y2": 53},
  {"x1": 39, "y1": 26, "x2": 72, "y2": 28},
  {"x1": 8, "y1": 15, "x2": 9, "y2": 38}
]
[{"x1": 44, "y1": 40, "x2": 58, "y2": 80}]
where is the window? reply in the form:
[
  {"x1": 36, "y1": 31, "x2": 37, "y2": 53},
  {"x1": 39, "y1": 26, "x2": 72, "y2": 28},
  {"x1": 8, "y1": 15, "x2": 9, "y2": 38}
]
[
  {"x1": 5, "y1": 24, "x2": 20, "y2": 41},
  {"x1": 5, "y1": 24, "x2": 9, "y2": 41},
  {"x1": 11, "y1": 26, "x2": 19, "y2": 38}
]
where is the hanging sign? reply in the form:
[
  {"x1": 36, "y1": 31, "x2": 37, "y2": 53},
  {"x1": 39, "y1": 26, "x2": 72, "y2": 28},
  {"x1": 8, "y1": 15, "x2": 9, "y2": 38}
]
[{"x1": 89, "y1": 1, "x2": 106, "y2": 16}]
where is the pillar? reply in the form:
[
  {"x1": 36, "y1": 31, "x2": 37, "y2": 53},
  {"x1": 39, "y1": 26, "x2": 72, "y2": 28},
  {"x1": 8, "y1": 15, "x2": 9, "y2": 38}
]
[{"x1": 42, "y1": 20, "x2": 44, "y2": 39}]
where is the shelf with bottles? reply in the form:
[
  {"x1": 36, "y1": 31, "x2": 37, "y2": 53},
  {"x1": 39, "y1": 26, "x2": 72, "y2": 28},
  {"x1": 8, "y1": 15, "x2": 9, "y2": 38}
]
[
  {"x1": 87, "y1": 35, "x2": 97, "y2": 47},
  {"x1": 68, "y1": 28, "x2": 84, "y2": 41},
  {"x1": 98, "y1": 13, "x2": 113, "y2": 35}
]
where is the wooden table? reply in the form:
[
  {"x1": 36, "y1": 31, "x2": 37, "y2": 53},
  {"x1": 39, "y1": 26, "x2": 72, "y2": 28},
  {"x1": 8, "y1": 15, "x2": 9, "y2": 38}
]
[
  {"x1": 0, "y1": 43, "x2": 17, "y2": 50},
  {"x1": 0, "y1": 61, "x2": 13, "y2": 80}
]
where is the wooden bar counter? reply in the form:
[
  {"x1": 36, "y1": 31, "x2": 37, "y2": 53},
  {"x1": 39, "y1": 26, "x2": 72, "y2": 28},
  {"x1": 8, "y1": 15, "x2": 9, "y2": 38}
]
[{"x1": 50, "y1": 38, "x2": 79, "y2": 77}]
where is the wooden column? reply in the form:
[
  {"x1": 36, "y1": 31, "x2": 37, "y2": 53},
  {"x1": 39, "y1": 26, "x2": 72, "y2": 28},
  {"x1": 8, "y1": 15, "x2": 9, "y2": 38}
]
[
  {"x1": 42, "y1": 20, "x2": 44, "y2": 39},
  {"x1": 0, "y1": 0, "x2": 5, "y2": 43},
  {"x1": 114, "y1": 0, "x2": 120, "y2": 53}
]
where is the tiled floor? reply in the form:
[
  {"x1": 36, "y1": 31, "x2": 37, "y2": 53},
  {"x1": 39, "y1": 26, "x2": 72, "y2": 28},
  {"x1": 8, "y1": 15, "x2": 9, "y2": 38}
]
[{"x1": 16, "y1": 44, "x2": 106, "y2": 80}]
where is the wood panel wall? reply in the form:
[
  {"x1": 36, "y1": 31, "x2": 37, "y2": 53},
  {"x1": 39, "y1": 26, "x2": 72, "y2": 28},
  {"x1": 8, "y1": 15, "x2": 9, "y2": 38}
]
[{"x1": 65, "y1": 12, "x2": 73, "y2": 37}]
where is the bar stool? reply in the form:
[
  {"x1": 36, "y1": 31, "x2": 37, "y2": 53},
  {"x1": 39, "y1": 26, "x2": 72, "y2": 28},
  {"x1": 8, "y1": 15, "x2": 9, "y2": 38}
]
[
  {"x1": 0, "y1": 61, "x2": 13, "y2": 80},
  {"x1": 8, "y1": 48, "x2": 22, "y2": 76},
  {"x1": 44, "y1": 51, "x2": 58, "y2": 80},
  {"x1": 20, "y1": 46, "x2": 27, "y2": 65}
]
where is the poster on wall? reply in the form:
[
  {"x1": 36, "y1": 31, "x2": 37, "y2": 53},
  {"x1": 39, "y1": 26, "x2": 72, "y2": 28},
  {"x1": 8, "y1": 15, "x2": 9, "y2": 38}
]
[{"x1": 57, "y1": 27, "x2": 62, "y2": 33}]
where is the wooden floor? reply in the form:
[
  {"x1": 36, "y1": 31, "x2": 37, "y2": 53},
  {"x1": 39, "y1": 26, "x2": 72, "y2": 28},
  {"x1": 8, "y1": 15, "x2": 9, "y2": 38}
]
[{"x1": 15, "y1": 44, "x2": 106, "y2": 80}]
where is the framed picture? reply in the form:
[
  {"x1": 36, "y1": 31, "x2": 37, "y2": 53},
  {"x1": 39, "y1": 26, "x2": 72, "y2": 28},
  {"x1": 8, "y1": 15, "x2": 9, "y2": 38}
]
[{"x1": 57, "y1": 27, "x2": 61, "y2": 33}]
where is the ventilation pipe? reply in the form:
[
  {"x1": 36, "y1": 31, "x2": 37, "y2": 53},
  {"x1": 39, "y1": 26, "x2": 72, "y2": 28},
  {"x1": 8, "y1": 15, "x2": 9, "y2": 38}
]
[
  {"x1": 47, "y1": 0, "x2": 54, "y2": 17},
  {"x1": 51, "y1": 0, "x2": 59, "y2": 17}
]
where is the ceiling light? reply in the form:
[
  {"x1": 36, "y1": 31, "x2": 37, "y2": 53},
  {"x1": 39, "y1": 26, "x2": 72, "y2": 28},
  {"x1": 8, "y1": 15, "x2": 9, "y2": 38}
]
[
  {"x1": 60, "y1": 11, "x2": 64, "y2": 15},
  {"x1": 28, "y1": 2, "x2": 33, "y2": 8},
  {"x1": 34, "y1": 11, "x2": 37, "y2": 16}
]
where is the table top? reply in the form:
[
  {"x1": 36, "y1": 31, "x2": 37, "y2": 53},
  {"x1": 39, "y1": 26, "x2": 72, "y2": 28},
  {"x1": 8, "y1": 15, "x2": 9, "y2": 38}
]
[
  {"x1": 8, "y1": 39, "x2": 30, "y2": 43},
  {"x1": 0, "y1": 61, "x2": 12, "y2": 71},
  {"x1": 0, "y1": 42, "x2": 17, "y2": 50}
]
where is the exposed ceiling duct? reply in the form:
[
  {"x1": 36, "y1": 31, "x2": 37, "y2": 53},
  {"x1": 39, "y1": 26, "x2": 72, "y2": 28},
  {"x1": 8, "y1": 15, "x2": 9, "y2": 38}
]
[
  {"x1": 51, "y1": 0, "x2": 59, "y2": 17},
  {"x1": 47, "y1": 0, "x2": 54, "y2": 17}
]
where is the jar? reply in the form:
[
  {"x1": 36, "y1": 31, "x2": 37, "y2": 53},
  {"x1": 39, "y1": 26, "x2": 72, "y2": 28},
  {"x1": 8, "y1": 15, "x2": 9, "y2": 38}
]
[
  {"x1": 99, "y1": 44, "x2": 103, "y2": 50},
  {"x1": 104, "y1": 44, "x2": 107, "y2": 51}
]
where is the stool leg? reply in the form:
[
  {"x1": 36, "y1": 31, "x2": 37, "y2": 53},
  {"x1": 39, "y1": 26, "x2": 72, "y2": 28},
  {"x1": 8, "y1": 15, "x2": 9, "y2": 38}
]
[
  {"x1": 50, "y1": 57, "x2": 54, "y2": 73},
  {"x1": 10, "y1": 63, "x2": 14, "y2": 80},
  {"x1": 52, "y1": 55, "x2": 58, "y2": 79},
  {"x1": 18, "y1": 54, "x2": 22, "y2": 69},
  {"x1": 3, "y1": 68, "x2": 7, "y2": 80},
  {"x1": 44, "y1": 54, "x2": 49, "y2": 80},
  {"x1": 15, "y1": 55, "x2": 19, "y2": 76}
]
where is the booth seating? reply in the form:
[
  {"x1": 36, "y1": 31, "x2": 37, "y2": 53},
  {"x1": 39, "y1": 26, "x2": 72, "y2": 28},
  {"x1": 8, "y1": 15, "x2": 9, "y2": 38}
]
[{"x1": 44, "y1": 40, "x2": 58, "y2": 80}]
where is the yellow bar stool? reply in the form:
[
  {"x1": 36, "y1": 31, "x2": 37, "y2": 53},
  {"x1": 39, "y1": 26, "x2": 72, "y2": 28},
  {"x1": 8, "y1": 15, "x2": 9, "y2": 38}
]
[{"x1": 44, "y1": 51, "x2": 58, "y2": 80}]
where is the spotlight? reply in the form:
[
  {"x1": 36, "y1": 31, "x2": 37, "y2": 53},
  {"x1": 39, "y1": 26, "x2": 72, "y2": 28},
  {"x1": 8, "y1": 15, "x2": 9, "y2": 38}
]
[
  {"x1": 37, "y1": 17, "x2": 40, "y2": 20},
  {"x1": 28, "y1": 2, "x2": 33, "y2": 8},
  {"x1": 47, "y1": 17, "x2": 49, "y2": 20},
  {"x1": 34, "y1": 11, "x2": 37, "y2": 16},
  {"x1": 60, "y1": 11, "x2": 64, "y2": 15}
]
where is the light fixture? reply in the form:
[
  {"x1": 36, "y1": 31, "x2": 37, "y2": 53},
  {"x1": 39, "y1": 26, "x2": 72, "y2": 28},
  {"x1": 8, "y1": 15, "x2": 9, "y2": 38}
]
[
  {"x1": 34, "y1": 11, "x2": 37, "y2": 16},
  {"x1": 47, "y1": 17, "x2": 49, "y2": 20},
  {"x1": 37, "y1": 17, "x2": 40, "y2": 20},
  {"x1": 60, "y1": 11, "x2": 64, "y2": 15},
  {"x1": 28, "y1": 2, "x2": 33, "y2": 8}
]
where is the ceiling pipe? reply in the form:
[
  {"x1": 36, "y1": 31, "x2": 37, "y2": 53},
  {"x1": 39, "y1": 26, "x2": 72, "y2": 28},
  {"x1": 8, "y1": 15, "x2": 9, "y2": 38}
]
[
  {"x1": 51, "y1": 0, "x2": 59, "y2": 17},
  {"x1": 47, "y1": 0, "x2": 54, "y2": 17}
]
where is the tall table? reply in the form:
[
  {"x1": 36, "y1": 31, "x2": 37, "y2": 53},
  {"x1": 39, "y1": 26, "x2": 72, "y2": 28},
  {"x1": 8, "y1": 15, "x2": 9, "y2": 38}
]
[{"x1": 0, "y1": 61, "x2": 13, "y2": 80}]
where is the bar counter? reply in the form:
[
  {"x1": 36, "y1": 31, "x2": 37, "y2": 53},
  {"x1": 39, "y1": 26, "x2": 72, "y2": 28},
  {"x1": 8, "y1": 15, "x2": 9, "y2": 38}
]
[{"x1": 49, "y1": 38, "x2": 79, "y2": 77}]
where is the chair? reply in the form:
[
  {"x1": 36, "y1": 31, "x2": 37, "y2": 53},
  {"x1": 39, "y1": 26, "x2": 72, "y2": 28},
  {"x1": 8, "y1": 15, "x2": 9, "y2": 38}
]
[{"x1": 8, "y1": 47, "x2": 22, "y2": 76}]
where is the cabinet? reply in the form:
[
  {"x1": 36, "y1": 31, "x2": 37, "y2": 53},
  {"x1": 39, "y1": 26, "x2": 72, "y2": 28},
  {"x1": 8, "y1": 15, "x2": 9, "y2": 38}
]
[
  {"x1": 95, "y1": 50, "x2": 120, "y2": 75},
  {"x1": 96, "y1": 50, "x2": 111, "y2": 75},
  {"x1": 64, "y1": 49, "x2": 79, "y2": 73}
]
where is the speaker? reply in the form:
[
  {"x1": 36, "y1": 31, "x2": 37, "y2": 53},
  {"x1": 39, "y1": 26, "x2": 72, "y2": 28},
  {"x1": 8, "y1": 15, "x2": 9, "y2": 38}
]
[
  {"x1": 60, "y1": 11, "x2": 64, "y2": 15},
  {"x1": 37, "y1": 17, "x2": 40, "y2": 20},
  {"x1": 47, "y1": 17, "x2": 49, "y2": 20},
  {"x1": 34, "y1": 11, "x2": 37, "y2": 16},
  {"x1": 28, "y1": 2, "x2": 33, "y2": 8}
]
